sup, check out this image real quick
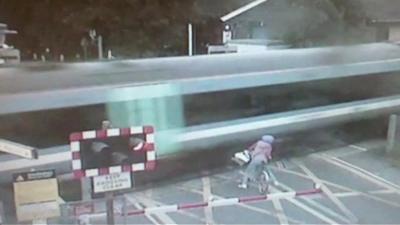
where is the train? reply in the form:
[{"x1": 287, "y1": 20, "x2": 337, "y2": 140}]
[{"x1": 1, "y1": 42, "x2": 400, "y2": 160}]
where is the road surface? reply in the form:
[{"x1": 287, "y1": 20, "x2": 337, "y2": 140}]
[{"x1": 56, "y1": 139, "x2": 400, "y2": 224}]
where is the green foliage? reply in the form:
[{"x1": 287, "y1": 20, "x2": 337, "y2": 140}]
[
  {"x1": 0, "y1": 0, "x2": 369, "y2": 59},
  {"x1": 0, "y1": 0, "x2": 201, "y2": 59}
]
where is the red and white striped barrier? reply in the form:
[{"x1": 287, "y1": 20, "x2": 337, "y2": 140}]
[
  {"x1": 70, "y1": 126, "x2": 156, "y2": 178},
  {"x1": 127, "y1": 188, "x2": 322, "y2": 216}
]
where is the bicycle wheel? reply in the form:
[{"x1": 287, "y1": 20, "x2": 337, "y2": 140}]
[{"x1": 258, "y1": 172, "x2": 269, "y2": 194}]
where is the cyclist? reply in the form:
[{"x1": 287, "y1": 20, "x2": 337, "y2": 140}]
[{"x1": 238, "y1": 135, "x2": 275, "y2": 189}]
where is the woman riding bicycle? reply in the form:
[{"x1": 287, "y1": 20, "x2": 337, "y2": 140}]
[{"x1": 238, "y1": 135, "x2": 275, "y2": 189}]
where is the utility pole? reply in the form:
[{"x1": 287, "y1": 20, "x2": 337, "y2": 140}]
[
  {"x1": 80, "y1": 38, "x2": 88, "y2": 61},
  {"x1": 188, "y1": 23, "x2": 193, "y2": 56},
  {"x1": 98, "y1": 35, "x2": 103, "y2": 60}
]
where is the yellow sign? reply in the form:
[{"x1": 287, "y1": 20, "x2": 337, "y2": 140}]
[{"x1": 13, "y1": 171, "x2": 60, "y2": 222}]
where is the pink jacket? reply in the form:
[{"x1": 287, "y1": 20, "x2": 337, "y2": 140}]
[{"x1": 249, "y1": 140, "x2": 272, "y2": 162}]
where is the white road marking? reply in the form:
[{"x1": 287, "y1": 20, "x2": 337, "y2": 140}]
[
  {"x1": 176, "y1": 185, "x2": 304, "y2": 224},
  {"x1": 202, "y1": 174, "x2": 216, "y2": 225},
  {"x1": 293, "y1": 159, "x2": 358, "y2": 223},
  {"x1": 270, "y1": 166, "x2": 400, "y2": 207},
  {"x1": 132, "y1": 202, "x2": 161, "y2": 225},
  {"x1": 125, "y1": 193, "x2": 177, "y2": 225},
  {"x1": 140, "y1": 196, "x2": 206, "y2": 223},
  {"x1": 212, "y1": 173, "x2": 338, "y2": 224},
  {"x1": 333, "y1": 156, "x2": 400, "y2": 190},
  {"x1": 273, "y1": 181, "x2": 348, "y2": 224},
  {"x1": 269, "y1": 186, "x2": 340, "y2": 225},
  {"x1": 272, "y1": 198, "x2": 289, "y2": 225},
  {"x1": 315, "y1": 154, "x2": 400, "y2": 192},
  {"x1": 349, "y1": 145, "x2": 368, "y2": 152},
  {"x1": 371, "y1": 189, "x2": 397, "y2": 194}
]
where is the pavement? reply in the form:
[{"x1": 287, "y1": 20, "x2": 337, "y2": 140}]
[{"x1": 59, "y1": 140, "x2": 400, "y2": 225}]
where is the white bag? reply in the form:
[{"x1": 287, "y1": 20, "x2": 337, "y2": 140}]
[{"x1": 233, "y1": 150, "x2": 251, "y2": 166}]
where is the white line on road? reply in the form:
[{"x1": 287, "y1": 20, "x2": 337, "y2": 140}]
[
  {"x1": 293, "y1": 159, "x2": 358, "y2": 223},
  {"x1": 202, "y1": 174, "x2": 216, "y2": 225},
  {"x1": 272, "y1": 198, "x2": 289, "y2": 225},
  {"x1": 269, "y1": 186, "x2": 340, "y2": 225},
  {"x1": 212, "y1": 173, "x2": 337, "y2": 224},
  {"x1": 132, "y1": 201, "x2": 161, "y2": 225},
  {"x1": 315, "y1": 154, "x2": 400, "y2": 192},
  {"x1": 272, "y1": 180, "x2": 349, "y2": 224},
  {"x1": 334, "y1": 189, "x2": 397, "y2": 198},
  {"x1": 370, "y1": 189, "x2": 397, "y2": 194},
  {"x1": 270, "y1": 165, "x2": 400, "y2": 207},
  {"x1": 137, "y1": 195, "x2": 207, "y2": 224},
  {"x1": 125, "y1": 193, "x2": 177, "y2": 225},
  {"x1": 176, "y1": 185, "x2": 304, "y2": 224},
  {"x1": 349, "y1": 145, "x2": 368, "y2": 152}
]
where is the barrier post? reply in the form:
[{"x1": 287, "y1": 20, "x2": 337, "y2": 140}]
[
  {"x1": 386, "y1": 114, "x2": 398, "y2": 153},
  {"x1": 122, "y1": 196, "x2": 127, "y2": 225},
  {"x1": 0, "y1": 201, "x2": 4, "y2": 225}
]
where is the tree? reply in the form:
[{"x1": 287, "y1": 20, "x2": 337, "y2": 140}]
[{"x1": 0, "y1": 0, "x2": 370, "y2": 59}]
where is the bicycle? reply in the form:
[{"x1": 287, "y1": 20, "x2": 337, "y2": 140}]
[
  {"x1": 257, "y1": 165, "x2": 271, "y2": 194},
  {"x1": 232, "y1": 150, "x2": 273, "y2": 194}
]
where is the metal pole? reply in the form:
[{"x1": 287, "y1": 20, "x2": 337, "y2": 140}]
[
  {"x1": 387, "y1": 114, "x2": 398, "y2": 153},
  {"x1": 98, "y1": 36, "x2": 103, "y2": 60},
  {"x1": 0, "y1": 201, "x2": 4, "y2": 225},
  {"x1": 106, "y1": 192, "x2": 115, "y2": 225},
  {"x1": 81, "y1": 177, "x2": 92, "y2": 201},
  {"x1": 122, "y1": 196, "x2": 127, "y2": 225},
  {"x1": 83, "y1": 46, "x2": 87, "y2": 61},
  {"x1": 188, "y1": 23, "x2": 193, "y2": 56}
]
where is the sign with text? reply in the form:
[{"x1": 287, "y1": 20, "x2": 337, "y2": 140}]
[
  {"x1": 13, "y1": 170, "x2": 55, "y2": 182},
  {"x1": 13, "y1": 170, "x2": 60, "y2": 222},
  {"x1": 93, "y1": 172, "x2": 132, "y2": 193}
]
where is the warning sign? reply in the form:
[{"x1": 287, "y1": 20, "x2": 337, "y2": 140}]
[
  {"x1": 93, "y1": 172, "x2": 132, "y2": 193},
  {"x1": 13, "y1": 170, "x2": 55, "y2": 182},
  {"x1": 13, "y1": 170, "x2": 60, "y2": 222},
  {"x1": 70, "y1": 126, "x2": 156, "y2": 178}
]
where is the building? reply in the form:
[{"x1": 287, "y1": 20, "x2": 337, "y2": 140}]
[
  {"x1": 219, "y1": 0, "x2": 328, "y2": 43},
  {"x1": 368, "y1": 20, "x2": 400, "y2": 43},
  {"x1": 0, "y1": 23, "x2": 20, "y2": 65},
  {"x1": 361, "y1": 0, "x2": 400, "y2": 43},
  {"x1": 206, "y1": 0, "x2": 330, "y2": 54}
]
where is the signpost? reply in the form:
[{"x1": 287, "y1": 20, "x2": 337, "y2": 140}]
[
  {"x1": 13, "y1": 170, "x2": 60, "y2": 223},
  {"x1": 0, "y1": 139, "x2": 38, "y2": 159}
]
